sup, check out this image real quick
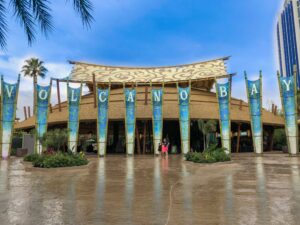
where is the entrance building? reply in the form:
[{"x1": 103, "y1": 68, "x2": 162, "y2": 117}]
[{"x1": 15, "y1": 57, "x2": 284, "y2": 153}]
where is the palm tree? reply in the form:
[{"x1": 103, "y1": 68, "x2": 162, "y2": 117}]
[
  {"x1": 297, "y1": 90, "x2": 300, "y2": 119},
  {"x1": 21, "y1": 58, "x2": 47, "y2": 115},
  {"x1": 0, "y1": 0, "x2": 93, "y2": 49},
  {"x1": 197, "y1": 119, "x2": 217, "y2": 150},
  {"x1": 21, "y1": 57, "x2": 47, "y2": 83}
]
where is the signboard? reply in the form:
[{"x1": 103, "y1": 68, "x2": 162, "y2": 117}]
[
  {"x1": 151, "y1": 88, "x2": 163, "y2": 155},
  {"x1": 245, "y1": 75, "x2": 263, "y2": 154},
  {"x1": 216, "y1": 81, "x2": 231, "y2": 154},
  {"x1": 177, "y1": 86, "x2": 190, "y2": 154},
  {"x1": 124, "y1": 88, "x2": 136, "y2": 155},
  {"x1": 67, "y1": 83, "x2": 82, "y2": 153},
  {"x1": 0, "y1": 75, "x2": 20, "y2": 159},
  {"x1": 35, "y1": 84, "x2": 51, "y2": 154},
  {"x1": 97, "y1": 88, "x2": 110, "y2": 156},
  {"x1": 278, "y1": 75, "x2": 298, "y2": 155}
]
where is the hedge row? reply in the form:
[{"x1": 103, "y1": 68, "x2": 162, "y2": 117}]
[
  {"x1": 24, "y1": 152, "x2": 88, "y2": 168},
  {"x1": 185, "y1": 144, "x2": 231, "y2": 163}
]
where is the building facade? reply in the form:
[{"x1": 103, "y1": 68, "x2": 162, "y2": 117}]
[
  {"x1": 15, "y1": 58, "x2": 284, "y2": 154},
  {"x1": 277, "y1": 0, "x2": 300, "y2": 87}
]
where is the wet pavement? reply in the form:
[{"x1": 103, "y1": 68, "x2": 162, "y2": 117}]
[{"x1": 0, "y1": 153, "x2": 300, "y2": 225}]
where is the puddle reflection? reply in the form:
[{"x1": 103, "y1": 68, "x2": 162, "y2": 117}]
[
  {"x1": 95, "y1": 158, "x2": 106, "y2": 220},
  {"x1": 153, "y1": 157, "x2": 162, "y2": 215},
  {"x1": 224, "y1": 173, "x2": 235, "y2": 224},
  {"x1": 255, "y1": 157, "x2": 269, "y2": 224},
  {"x1": 124, "y1": 157, "x2": 134, "y2": 224},
  {"x1": 1, "y1": 155, "x2": 300, "y2": 225},
  {"x1": 291, "y1": 157, "x2": 300, "y2": 223}
]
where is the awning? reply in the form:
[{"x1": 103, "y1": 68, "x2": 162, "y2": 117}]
[{"x1": 69, "y1": 57, "x2": 232, "y2": 84}]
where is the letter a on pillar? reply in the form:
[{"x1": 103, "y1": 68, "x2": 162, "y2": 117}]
[
  {"x1": 124, "y1": 88, "x2": 136, "y2": 155},
  {"x1": 245, "y1": 73, "x2": 263, "y2": 154}
]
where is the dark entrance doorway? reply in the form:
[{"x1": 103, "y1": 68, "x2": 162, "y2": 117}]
[
  {"x1": 163, "y1": 120, "x2": 181, "y2": 154},
  {"x1": 190, "y1": 120, "x2": 202, "y2": 151},
  {"x1": 135, "y1": 120, "x2": 153, "y2": 154},
  {"x1": 107, "y1": 121, "x2": 126, "y2": 154},
  {"x1": 106, "y1": 120, "x2": 182, "y2": 155}
]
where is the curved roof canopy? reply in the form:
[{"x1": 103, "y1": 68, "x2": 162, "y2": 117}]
[{"x1": 69, "y1": 57, "x2": 232, "y2": 84}]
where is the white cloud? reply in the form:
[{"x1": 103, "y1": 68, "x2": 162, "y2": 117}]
[
  {"x1": 0, "y1": 55, "x2": 75, "y2": 120},
  {"x1": 213, "y1": 74, "x2": 281, "y2": 112},
  {"x1": 231, "y1": 75, "x2": 281, "y2": 111}
]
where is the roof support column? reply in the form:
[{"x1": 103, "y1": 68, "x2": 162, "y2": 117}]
[
  {"x1": 135, "y1": 122, "x2": 141, "y2": 155},
  {"x1": 23, "y1": 106, "x2": 27, "y2": 120},
  {"x1": 236, "y1": 123, "x2": 241, "y2": 153},
  {"x1": 144, "y1": 86, "x2": 148, "y2": 105},
  {"x1": 28, "y1": 106, "x2": 31, "y2": 118},
  {"x1": 143, "y1": 120, "x2": 147, "y2": 154},
  {"x1": 93, "y1": 73, "x2": 97, "y2": 108},
  {"x1": 56, "y1": 79, "x2": 62, "y2": 112}
]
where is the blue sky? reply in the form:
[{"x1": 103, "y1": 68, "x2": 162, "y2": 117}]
[{"x1": 0, "y1": 0, "x2": 283, "y2": 118}]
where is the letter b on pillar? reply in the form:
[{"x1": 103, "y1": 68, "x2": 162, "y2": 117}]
[{"x1": 216, "y1": 82, "x2": 231, "y2": 154}]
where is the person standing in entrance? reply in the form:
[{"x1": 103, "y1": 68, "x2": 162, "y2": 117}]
[{"x1": 161, "y1": 138, "x2": 169, "y2": 158}]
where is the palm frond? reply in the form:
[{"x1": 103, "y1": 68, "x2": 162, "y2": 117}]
[
  {"x1": 10, "y1": 0, "x2": 36, "y2": 44},
  {"x1": 0, "y1": 0, "x2": 7, "y2": 49},
  {"x1": 70, "y1": 0, "x2": 93, "y2": 28},
  {"x1": 30, "y1": 0, "x2": 53, "y2": 35}
]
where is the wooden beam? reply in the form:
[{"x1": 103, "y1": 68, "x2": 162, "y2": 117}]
[
  {"x1": 23, "y1": 106, "x2": 28, "y2": 120},
  {"x1": 144, "y1": 86, "x2": 148, "y2": 105},
  {"x1": 33, "y1": 75, "x2": 37, "y2": 116},
  {"x1": 28, "y1": 106, "x2": 31, "y2": 118},
  {"x1": 49, "y1": 79, "x2": 53, "y2": 113},
  {"x1": 143, "y1": 121, "x2": 147, "y2": 154},
  {"x1": 236, "y1": 123, "x2": 241, "y2": 153},
  {"x1": 239, "y1": 100, "x2": 243, "y2": 110},
  {"x1": 56, "y1": 79, "x2": 62, "y2": 112},
  {"x1": 135, "y1": 122, "x2": 141, "y2": 155},
  {"x1": 93, "y1": 73, "x2": 97, "y2": 108}
]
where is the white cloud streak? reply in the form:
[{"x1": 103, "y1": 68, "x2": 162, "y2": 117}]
[{"x1": 0, "y1": 55, "x2": 76, "y2": 120}]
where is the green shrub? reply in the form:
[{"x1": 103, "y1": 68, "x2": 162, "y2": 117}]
[
  {"x1": 185, "y1": 152, "x2": 194, "y2": 161},
  {"x1": 24, "y1": 153, "x2": 40, "y2": 162},
  {"x1": 185, "y1": 144, "x2": 230, "y2": 163},
  {"x1": 10, "y1": 148, "x2": 17, "y2": 156},
  {"x1": 273, "y1": 129, "x2": 286, "y2": 148},
  {"x1": 24, "y1": 152, "x2": 88, "y2": 168},
  {"x1": 41, "y1": 129, "x2": 68, "y2": 151}
]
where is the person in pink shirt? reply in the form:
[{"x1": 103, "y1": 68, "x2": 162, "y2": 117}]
[{"x1": 161, "y1": 138, "x2": 169, "y2": 158}]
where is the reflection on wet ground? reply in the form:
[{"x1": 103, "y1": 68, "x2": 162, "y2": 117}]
[{"x1": 0, "y1": 153, "x2": 300, "y2": 225}]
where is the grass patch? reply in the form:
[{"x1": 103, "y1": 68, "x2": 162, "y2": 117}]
[
  {"x1": 185, "y1": 144, "x2": 231, "y2": 163},
  {"x1": 24, "y1": 152, "x2": 88, "y2": 168}
]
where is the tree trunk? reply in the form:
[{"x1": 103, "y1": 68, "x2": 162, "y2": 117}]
[
  {"x1": 206, "y1": 134, "x2": 209, "y2": 148},
  {"x1": 203, "y1": 133, "x2": 206, "y2": 150},
  {"x1": 33, "y1": 75, "x2": 37, "y2": 115}
]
